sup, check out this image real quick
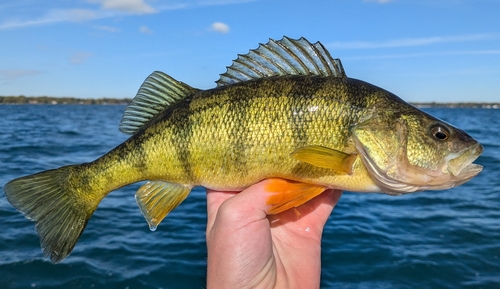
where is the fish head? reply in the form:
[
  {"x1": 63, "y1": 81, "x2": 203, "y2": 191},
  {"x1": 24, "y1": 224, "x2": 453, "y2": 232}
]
[{"x1": 351, "y1": 110, "x2": 483, "y2": 194}]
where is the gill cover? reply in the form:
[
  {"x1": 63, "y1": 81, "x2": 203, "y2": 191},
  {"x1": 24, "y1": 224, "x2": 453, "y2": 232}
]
[{"x1": 351, "y1": 116, "x2": 416, "y2": 194}]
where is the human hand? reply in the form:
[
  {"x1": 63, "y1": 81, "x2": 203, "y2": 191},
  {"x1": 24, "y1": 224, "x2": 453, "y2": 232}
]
[{"x1": 206, "y1": 179, "x2": 343, "y2": 289}]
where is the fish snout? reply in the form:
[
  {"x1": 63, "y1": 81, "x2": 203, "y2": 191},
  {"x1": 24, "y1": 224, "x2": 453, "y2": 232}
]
[{"x1": 447, "y1": 143, "x2": 483, "y2": 177}]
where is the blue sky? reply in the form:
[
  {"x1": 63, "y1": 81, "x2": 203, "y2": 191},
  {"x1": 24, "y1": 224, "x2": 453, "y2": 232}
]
[{"x1": 1, "y1": 0, "x2": 499, "y2": 102}]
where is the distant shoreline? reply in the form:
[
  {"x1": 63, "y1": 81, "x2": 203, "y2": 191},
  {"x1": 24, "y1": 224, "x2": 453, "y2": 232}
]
[
  {"x1": 0, "y1": 96, "x2": 130, "y2": 105},
  {"x1": 0, "y1": 96, "x2": 498, "y2": 108},
  {"x1": 411, "y1": 102, "x2": 499, "y2": 109}
]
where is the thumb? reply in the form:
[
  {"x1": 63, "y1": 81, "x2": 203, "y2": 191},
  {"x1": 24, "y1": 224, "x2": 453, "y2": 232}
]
[{"x1": 206, "y1": 180, "x2": 272, "y2": 236}]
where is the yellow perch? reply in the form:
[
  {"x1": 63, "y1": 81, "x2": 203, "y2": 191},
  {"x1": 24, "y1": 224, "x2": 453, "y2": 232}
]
[{"x1": 4, "y1": 37, "x2": 483, "y2": 263}]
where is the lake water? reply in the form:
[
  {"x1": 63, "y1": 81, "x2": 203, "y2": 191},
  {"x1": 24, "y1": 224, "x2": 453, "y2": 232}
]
[{"x1": 0, "y1": 105, "x2": 498, "y2": 289}]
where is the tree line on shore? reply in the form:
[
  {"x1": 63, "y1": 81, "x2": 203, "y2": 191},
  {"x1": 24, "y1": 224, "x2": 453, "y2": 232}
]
[
  {"x1": 0, "y1": 95, "x2": 498, "y2": 108},
  {"x1": 0, "y1": 96, "x2": 131, "y2": 105}
]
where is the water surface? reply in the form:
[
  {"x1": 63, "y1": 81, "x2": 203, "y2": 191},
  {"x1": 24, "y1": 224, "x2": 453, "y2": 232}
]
[{"x1": 0, "y1": 105, "x2": 498, "y2": 288}]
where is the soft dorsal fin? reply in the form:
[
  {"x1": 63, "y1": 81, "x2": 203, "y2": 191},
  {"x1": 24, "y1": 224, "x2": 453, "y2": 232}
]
[
  {"x1": 216, "y1": 36, "x2": 346, "y2": 87},
  {"x1": 119, "y1": 71, "x2": 200, "y2": 135}
]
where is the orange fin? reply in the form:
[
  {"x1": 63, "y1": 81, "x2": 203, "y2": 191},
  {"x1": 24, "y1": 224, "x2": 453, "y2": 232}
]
[
  {"x1": 291, "y1": 145, "x2": 357, "y2": 174},
  {"x1": 265, "y1": 178, "x2": 327, "y2": 215},
  {"x1": 135, "y1": 181, "x2": 191, "y2": 231}
]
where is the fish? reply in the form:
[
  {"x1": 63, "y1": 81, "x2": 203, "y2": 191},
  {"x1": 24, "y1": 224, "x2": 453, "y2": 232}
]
[{"x1": 3, "y1": 37, "x2": 483, "y2": 263}]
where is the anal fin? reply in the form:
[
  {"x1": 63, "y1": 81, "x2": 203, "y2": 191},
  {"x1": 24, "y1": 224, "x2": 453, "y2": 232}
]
[
  {"x1": 135, "y1": 181, "x2": 191, "y2": 231},
  {"x1": 264, "y1": 178, "x2": 327, "y2": 215}
]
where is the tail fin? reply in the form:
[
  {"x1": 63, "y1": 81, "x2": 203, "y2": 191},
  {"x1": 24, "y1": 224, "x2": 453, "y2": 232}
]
[{"x1": 4, "y1": 165, "x2": 99, "y2": 263}]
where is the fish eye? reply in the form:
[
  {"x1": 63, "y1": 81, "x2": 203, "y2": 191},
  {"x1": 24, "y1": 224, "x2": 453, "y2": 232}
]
[{"x1": 430, "y1": 125, "x2": 449, "y2": 141}]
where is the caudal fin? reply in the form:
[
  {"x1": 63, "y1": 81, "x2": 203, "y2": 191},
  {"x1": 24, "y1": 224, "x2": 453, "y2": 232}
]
[{"x1": 4, "y1": 165, "x2": 98, "y2": 263}]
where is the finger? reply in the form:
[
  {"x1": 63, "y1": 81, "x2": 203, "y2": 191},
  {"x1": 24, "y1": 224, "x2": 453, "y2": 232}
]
[
  {"x1": 206, "y1": 181, "x2": 277, "y2": 288},
  {"x1": 207, "y1": 180, "x2": 272, "y2": 235},
  {"x1": 206, "y1": 189, "x2": 238, "y2": 233}
]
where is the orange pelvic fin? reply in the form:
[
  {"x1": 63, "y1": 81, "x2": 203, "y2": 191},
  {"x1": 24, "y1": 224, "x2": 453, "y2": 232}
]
[{"x1": 264, "y1": 178, "x2": 327, "y2": 215}]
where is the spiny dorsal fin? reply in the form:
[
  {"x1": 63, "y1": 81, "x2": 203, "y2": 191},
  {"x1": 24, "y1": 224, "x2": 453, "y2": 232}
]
[
  {"x1": 216, "y1": 36, "x2": 346, "y2": 87},
  {"x1": 119, "y1": 71, "x2": 200, "y2": 135}
]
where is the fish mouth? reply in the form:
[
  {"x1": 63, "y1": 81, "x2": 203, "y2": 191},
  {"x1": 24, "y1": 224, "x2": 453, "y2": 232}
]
[{"x1": 446, "y1": 143, "x2": 483, "y2": 184}]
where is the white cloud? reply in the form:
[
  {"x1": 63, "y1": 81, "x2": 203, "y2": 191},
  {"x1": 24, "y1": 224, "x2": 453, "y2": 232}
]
[
  {"x1": 0, "y1": 70, "x2": 42, "y2": 80},
  {"x1": 96, "y1": 25, "x2": 120, "y2": 32},
  {"x1": 199, "y1": 0, "x2": 259, "y2": 6},
  {"x1": 0, "y1": 0, "x2": 249, "y2": 30},
  {"x1": 59, "y1": 9, "x2": 99, "y2": 22},
  {"x1": 210, "y1": 22, "x2": 229, "y2": 33},
  {"x1": 71, "y1": 52, "x2": 93, "y2": 65},
  {"x1": 89, "y1": 0, "x2": 156, "y2": 14},
  {"x1": 327, "y1": 34, "x2": 500, "y2": 49},
  {"x1": 341, "y1": 49, "x2": 500, "y2": 61},
  {"x1": 0, "y1": 2, "x2": 156, "y2": 30},
  {"x1": 0, "y1": 9, "x2": 99, "y2": 29},
  {"x1": 153, "y1": 0, "x2": 258, "y2": 11},
  {"x1": 364, "y1": 0, "x2": 395, "y2": 3},
  {"x1": 139, "y1": 25, "x2": 152, "y2": 34}
]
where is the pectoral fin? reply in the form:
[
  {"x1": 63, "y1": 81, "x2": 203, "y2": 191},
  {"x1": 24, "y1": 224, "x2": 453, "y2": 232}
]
[
  {"x1": 135, "y1": 181, "x2": 191, "y2": 231},
  {"x1": 265, "y1": 178, "x2": 328, "y2": 214},
  {"x1": 291, "y1": 145, "x2": 357, "y2": 174}
]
